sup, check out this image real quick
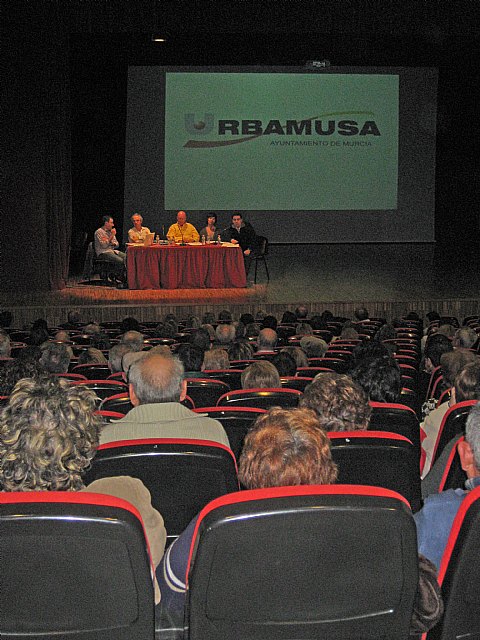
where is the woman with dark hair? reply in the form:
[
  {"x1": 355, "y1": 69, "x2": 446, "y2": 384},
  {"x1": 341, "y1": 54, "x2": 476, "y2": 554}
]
[{"x1": 199, "y1": 214, "x2": 220, "y2": 243}]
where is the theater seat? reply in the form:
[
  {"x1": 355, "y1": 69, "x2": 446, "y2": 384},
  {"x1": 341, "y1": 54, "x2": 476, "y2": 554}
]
[
  {"x1": 438, "y1": 436, "x2": 467, "y2": 492},
  {"x1": 84, "y1": 438, "x2": 239, "y2": 545},
  {"x1": 431, "y1": 400, "x2": 477, "y2": 466},
  {"x1": 0, "y1": 491, "x2": 154, "y2": 640},
  {"x1": 328, "y1": 431, "x2": 422, "y2": 512},
  {"x1": 217, "y1": 387, "x2": 302, "y2": 409},
  {"x1": 183, "y1": 485, "x2": 418, "y2": 640}
]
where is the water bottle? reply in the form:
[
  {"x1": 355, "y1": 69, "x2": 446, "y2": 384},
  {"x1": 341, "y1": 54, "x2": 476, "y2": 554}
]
[
  {"x1": 217, "y1": 235, "x2": 222, "y2": 245},
  {"x1": 155, "y1": 234, "x2": 159, "y2": 244},
  {"x1": 201, "y1": 235, "x2": 206, "y2": 245}
]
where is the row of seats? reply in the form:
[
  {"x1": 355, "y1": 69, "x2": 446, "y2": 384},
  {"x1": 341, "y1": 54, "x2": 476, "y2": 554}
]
[{"x1": 2, "y1": 484, "x2": 479, "y2": 639}]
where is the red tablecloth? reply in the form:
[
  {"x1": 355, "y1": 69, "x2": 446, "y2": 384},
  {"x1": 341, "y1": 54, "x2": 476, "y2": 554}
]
[{"x1": 126, "y1": 244, "x2": 247, "y2": 290}]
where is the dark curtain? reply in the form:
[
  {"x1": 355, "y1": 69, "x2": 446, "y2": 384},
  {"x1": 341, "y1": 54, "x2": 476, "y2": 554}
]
[{"x1": 1, "y1": 3, "x2": 71, "y2": 292}]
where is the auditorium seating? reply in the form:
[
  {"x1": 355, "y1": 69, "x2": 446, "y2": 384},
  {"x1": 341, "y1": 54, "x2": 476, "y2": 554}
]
[
  {"x1": 70, "y1": 363, "x2": 112, "y2": 379},
  {"x1": 0, "y1": 491, "x2": 155, "y2": 639},
  {"x1": 437, "y1": 436, "x2": 467, "y2": 492},
  {"x1": 368, "y1": 402, "x2": 421, "y2": 461},
  {"x1": 328, "y1": 431, "x2": 422, "y2": 512},
  {"x1": 426, "y1": 485, "x2": 480, "y2": 640},
  {"x1": 185, "y1": 378, "x2": 230, "y2": 408},
  {"x1": 83, "y1": 438, "x2": 239, "y2": 545},
  {"x1": 183, "y1": 485, "x2": 418, "y2": 640},
  {"x1": 431, "y1": 400, "x2": 477, "y2": 466},
  {"x1": 217, "y1": 387, "x2": 302, "y2": 409}
]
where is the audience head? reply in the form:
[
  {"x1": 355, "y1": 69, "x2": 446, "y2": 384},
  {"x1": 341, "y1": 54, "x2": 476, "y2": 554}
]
[
  {"x1": 375, "y1": 323, "x2": 397, "y2": 343},
  {"x1": 295, "y1": 305, "x2": 308, "y2": 320},
  {"x1": 245, "y1": 322, "x2": 260, "y2": 338},
  {"x1": 228, "y1": 341, "x2": 254, "y2": 362},
  {"x1": 339, "y1": 326, "x2": 359, "y2": 341},
  {"x1": 454, "y1": 361, "x2": 480, "y2": 402},
  {"x1": 176, "y1": 344, "x2": 204, "y2": 372},
  {"x1": 218, "y1": 309, "x2": 232, "y2": 324},
  {"x1": 215, "y1": 323, "x2": 236, "y2": 345},
  {"x1": 350, "y1": 356, "x2": 401, "y2": 403},
  {"x1": 128, "y1": 353, "x2": 185, "y2": 405},
  {"x1": 257, "y1": 328, "x2": 277, "y2": 350},
  {"x1": 39, "y1": 342, "x2": 71, "y2": 373},
  {"x1": 0, "y1": 376, "x2": 100, "y2": 491},
  {"x1": 424, "y1": 334, "x2": 454, "y2": 371},
  {"x1": 67, "y1": 310, "x2": 81, "y2": 325},
  {"x1": 201, "y1": 311, "x2": 216, "y2": 325},
  {"x1": 154, "y1": 322, "x2": 177, "y2": 340},
  {"x1": 121, "y1": 316, "x2": 141, "y2": 333},
  {"x1": 83, "y1": 322, "x2": 101, "y2": 335},
  {"x1": 108, "y1": 343, "x2": 131, "y2": 373},
  {"x1": 29, "y1": 323, "x2": 49, "y2": 346},
  {"x1": 454, "y1": 327, "x2": 477, "y2": 350},
  {"x1": 0, "y1": 332, "x2": 11, "y2": 358},
  {"x1": 309, "y1": 315, "x2": 328, "y2": 330},
  {"x1": 262, "y1": 315, "x2": 278, "y2": 330},
  {"x1": 190, "y1": 327, "x2": 212, "y2": 351},
  {"x1": 440, "y1": 350, "x2": 478, "y2": 388},
  {"x1": 203, "y1": 348, "x2": 230, "y2": 371},
  {"x1": 271, "y1": 351, "x2": 297, "y2": 377},
  {"x1": 241, "y1": 360, "x2": 281, "y2": 389},
  {"x1": 299, "y1": 372, "x2": 371, "y2": 431},
  {"x1": 77, "y1": 347, "x2": 107, "y2": 365},
  {"x1": 462, "y1": 402, "x2": 480, "y2": 475},
  {"x1": 299, "y1": 336, "x2": 328, "y2": 358},
  {"x1": 0, "y1": 358, "x2": 44, "y2": 396},
  {"x1": 120, "y1": 330, "x2": 144, "y2": 352},
  {"x1": 239, "y1": 312, "x2": 255, "y2": 326},
  {"x1": 354, "y1": 307, "x2": 369, "y2": 321},
  {"x1": 281, "y1": 346, "x2": 309, "y2": 369},
  {"x1": 185, "y1": 314, "x2": 201, "y2": 329},
  {"x1": 238, "y1": 407, "x2": 338, "y2": 489},
  {"x1": 281, "y1": 311, "x2": 297, "y2": 325},
  {"x1": 352, "y1": 340, "x2": 390, "y2": 366},
  {"x1": 437, "y1": 324, "x2": 456, "y2": 339}
]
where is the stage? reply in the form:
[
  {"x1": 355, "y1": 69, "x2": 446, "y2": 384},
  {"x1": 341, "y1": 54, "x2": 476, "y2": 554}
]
[{"x1": 1, "y1": 242, "x2": 479, "y2": 328}]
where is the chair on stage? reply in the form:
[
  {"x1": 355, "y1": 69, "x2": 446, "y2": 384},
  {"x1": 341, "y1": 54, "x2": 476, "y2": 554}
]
[
  {"x1": 182, "y1": 485, "x2": 418, "y2": 640},
  {"x1": 250, "y1": 235, "x2": 270, "y2": 284},
  {"x1": 0, "y1": 492, "x2": 155, "y2": 640}
]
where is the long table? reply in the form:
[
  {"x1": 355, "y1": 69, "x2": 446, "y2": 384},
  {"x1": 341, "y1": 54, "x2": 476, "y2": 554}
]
[{"x1": 126, "y1": 243, "x2": 247, "y2": 289}]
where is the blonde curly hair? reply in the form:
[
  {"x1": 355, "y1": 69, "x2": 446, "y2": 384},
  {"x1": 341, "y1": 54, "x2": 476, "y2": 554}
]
[{"x1": 0, "y1": 375, "x2": 100, "y2": 492}]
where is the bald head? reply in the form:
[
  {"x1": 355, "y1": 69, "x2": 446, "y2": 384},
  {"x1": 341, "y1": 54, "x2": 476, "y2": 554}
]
[
  {"x1": 128, "y1": 353, "x2": 185, "y2": 405},
  {"x1": 258, "y1": 328, "x2": 277, "y2": 349},
  {"x1": 177, "y1": 211, "x2": 187, "y2": 226}
]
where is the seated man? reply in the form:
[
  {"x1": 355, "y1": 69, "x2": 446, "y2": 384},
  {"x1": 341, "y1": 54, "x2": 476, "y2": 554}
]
[
  {"x1": 166, "y1": 210, "x2": 199, "y2": 244},
  {"x1": 128, "y1": 213, "x2": 151, "y2": 244},
  {"x1": 223, "y1": 212, "x2": 257, "y2": 275},
  {"x1": 99, "y1": 352, "x2": 229, "y2": 447},
  {"x1": 156, "y1": 407, "x2": 338, "y2": 618},
  {"x1": 415, "y1": 400, "x2": 480, "y2": 570},
  {"x1": 94, "y1": 215, "x2": 126, "y2": 284}
]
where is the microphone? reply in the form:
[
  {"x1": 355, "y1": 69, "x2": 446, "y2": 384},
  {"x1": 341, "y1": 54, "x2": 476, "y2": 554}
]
[
  {"x1": 178, "y1": 224, "x2": 186, "y2": 245},
  {"x1": 162, "y1": 224, "x2": 165, "y2": 240}
]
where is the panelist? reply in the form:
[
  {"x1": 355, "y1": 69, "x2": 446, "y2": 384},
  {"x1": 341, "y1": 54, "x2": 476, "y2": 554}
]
[
  {"x1": 128, "y1": 213, "x2": 151, "y2": 244},
  {"x1": 223, "y1": 212, "x2": 257, "y2": 274},
  {"x1": 167, "y1": 210, "x2": 200, "y2": 244},
  {"x1": 199, "y1": 213, "x2": 221, "y2": 243}
]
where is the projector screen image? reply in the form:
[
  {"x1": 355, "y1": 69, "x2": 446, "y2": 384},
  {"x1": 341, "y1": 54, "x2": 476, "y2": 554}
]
[
  {"x1": 125, "y1": 66, "x2": 437, "y2": 243},
  {"x1": 165, "y1": 72, "x2": 398, "y2": 211}
]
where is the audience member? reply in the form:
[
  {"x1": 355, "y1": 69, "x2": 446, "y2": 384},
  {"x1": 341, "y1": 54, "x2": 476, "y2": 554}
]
[
  {"x1": 156, "y1": 407, "x2": 338, "y2": 617},
  {"x1": 77, "y1": 347, "x2": 107, "y2": 365},
  {"x1": 299, "y1": 336, "x2": 328, "y2": 358},
  {"x1": 83, "y1": 322, "x2": 101, "y2": 335},
  {"x1": 120, "y1": 330, "x2": 144, "y2": 351},
  {"x1": 227, "y1": 341, "x2": 254, "y2": 362},
  {"x1": 281, "y1": 310, "x2": 297, "y2": 324},
  {"x1": 108, "y1": 343, "x2": 131, "y2": 374},
  {"x1": 299, "y1": 372, "x2": 371, "y2": 431},
  {"x1": 262, "y1": 315, "x2": 278, "y2": 330},
  {"x1": 0, "y1": 375, "x2": 166, "y2": 604},
  {"x1": 350, "y1": 356, "x2": 401, "y2": 403},
  {"x1": 39, "y1": 342, "x2": 71, "y2": 373},
  {"x1": 281, "y1": 346, "x2": 309, "y2": 369},
  {"x1": 201, "y1": 311, "x2": 216, "y2": 325},
  {"x1": 255, "y1": 328, "x2": 277, "y2": 354},
  {"x1": 271, "y1": 351, "x2": 297, "y2": 377},
  {"x1": 295, "y1": 322, "x2": 313, "y2": 336},
  {"x1": 215, "y1": 323, "x2": 236, "y2": 346},
  {"x1": 453, "y1": 327, "x2": 477, "y2": 350},
  {"x1": 176, "y1": 344, "x2": 204, "y2": 377},
  {"x1": 415, "y1": 401, "x2": 480, "y2": 569},
  {"x1": 0, "y1": 331, "x2": 12, "y2": 358},
  {"x1": 241, "y1": 360, "x2": 281, "y2": 389},
  {"x1": 0, "y1": 358, "x2": 44, "y2": 396},
  {"x1": 239, "y1": 312, "x2": 255, "y2": 326},
  {"x1": 190, "y1": 327, "x2": 212, "y2": 351},
  {"x1": 29, "y1": 320, "x2": 50, "y2": 346},
  {"x1": 202, "y1": 348, "x2": 230, "y2": 371},
  {"x1": 99, "y1": 353, "x2": 229, "y2": 446},
  {"x1": 218, "y1": 309, "x2": 233, "y2": 323},
  {"x1": 354, "y1": 307, "x2": 369, "y2": 321},
  {"x1": 121, "y1": 316, "x2": 141, "y2": 332}
]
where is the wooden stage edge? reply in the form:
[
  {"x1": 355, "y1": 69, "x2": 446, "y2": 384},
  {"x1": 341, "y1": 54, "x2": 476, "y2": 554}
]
[{"x1": 1, "y1": 278, "x2": 479, "y2": 328}]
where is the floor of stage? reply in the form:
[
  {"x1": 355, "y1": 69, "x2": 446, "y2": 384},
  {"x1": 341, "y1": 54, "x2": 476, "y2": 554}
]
[{"x1": 2, "y1": 242, "x2": 479, "y2": 327}]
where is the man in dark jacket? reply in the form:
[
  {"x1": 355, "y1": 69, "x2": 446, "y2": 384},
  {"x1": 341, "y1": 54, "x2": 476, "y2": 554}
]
[{"x1": 224, "y1": 212, "x2": 257, "y2": 278}]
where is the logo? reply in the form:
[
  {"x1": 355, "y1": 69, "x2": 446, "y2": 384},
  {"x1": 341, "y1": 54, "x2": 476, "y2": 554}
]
[{"x1": 183, "y1": 111, "x2": 380, "y2": 148}]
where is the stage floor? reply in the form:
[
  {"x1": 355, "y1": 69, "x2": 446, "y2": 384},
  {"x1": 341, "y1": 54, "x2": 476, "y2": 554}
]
[{"x1": 2, "y1": 243, "x2": 479, "y2": 327}]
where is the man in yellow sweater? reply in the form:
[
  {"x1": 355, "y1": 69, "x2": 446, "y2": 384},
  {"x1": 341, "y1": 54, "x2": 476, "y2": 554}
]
[{"x1": 166, "y1": 210, "x2": 199, "y2": 244}]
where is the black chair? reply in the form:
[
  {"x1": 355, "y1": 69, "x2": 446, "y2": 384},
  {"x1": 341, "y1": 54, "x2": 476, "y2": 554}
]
[
  {"x1": 279, "y1": 376, "x2": 313, "y2": 392},
  {"x1": 369, "y1": 402, "x2": 421, "y2": 464},
  {"x1": 0, "y1": 491, "x2": 154, "y2": 640},
  {"x1": 83, "y1": 241, "x2": 119, "y2": 285},
  {"x1": 329, "y1": 430, "x2": 422, "y2": 512},
  {"x1": 426, "y1": 485, "x2": 480, "y2": 640},
  {"x1": 84, "y1": 438, "x2": 239, "y2": 545},
  {"x1": 98, "y1": 393, "x2": 195, "y2": 413},
  {"x1": 217, "y1": 387, "x2": 302, "y2": 410},
  {"x1": 202, "y1": 369, "x2": 243, "y2": 390},
  {"x1": 70, "y1": 379, "x2": 128, "y2": 406},
  {"x1": 70, "y1": 363, "x2": 112, "y2": 380},
  {"x1": 193, "y1": 406, "x2": 267, "y2": 460},
  {"x1": 95, "y1": 409, "x2": 126, "y2": 423},
  {"x1": 431, "y1": 400, "x2": 477, "y2": 466},
  {"x1": 251, "y1": 235, "x2": 270, "y2": 284},
  {"x1": 185, "y1": 378, "x2": 230, "y2": 408},
  {"x1": 184, "y1": 485, "x2": 418, "y2": 640}
]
